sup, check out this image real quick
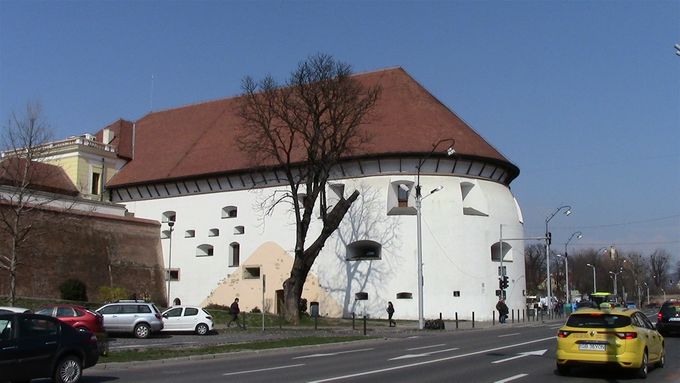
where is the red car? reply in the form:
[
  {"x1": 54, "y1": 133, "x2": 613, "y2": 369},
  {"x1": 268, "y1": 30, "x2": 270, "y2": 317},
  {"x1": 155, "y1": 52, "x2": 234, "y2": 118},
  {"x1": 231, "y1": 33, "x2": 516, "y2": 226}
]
[{"x1": 36, "y1": 305, "x2": 104, "y2": 334}]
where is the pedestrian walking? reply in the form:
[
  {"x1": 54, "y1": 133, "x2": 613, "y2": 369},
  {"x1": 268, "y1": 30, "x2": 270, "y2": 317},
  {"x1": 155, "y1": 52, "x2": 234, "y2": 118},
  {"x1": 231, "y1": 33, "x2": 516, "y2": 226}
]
[
  {"x1": 386, "y1": 301, "x2": 396, "y2": 327},
  {"x1": 496, "y1": 298, "x2": 509, "y2": 324},
  {"x1": 227, "y1": 298, "x2": 243, "y2": 329}
]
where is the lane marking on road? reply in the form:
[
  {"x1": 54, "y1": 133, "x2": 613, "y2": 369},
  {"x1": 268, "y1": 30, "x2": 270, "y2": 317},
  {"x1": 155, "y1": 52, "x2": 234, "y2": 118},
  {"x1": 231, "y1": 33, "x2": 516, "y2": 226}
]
[
  {"x1": 494, "y1": 373, "x2": 528, "y2": 383},
  {"x1": 223, "y1": 363, "x2": 305, "y2": 376},
  {"x1": 308, "y1": 336, "x2": 553, "y2": 383},
  {"x1": 390, "y1": 347, "x2": 459, "y2": 360},
  {"x1": 407, "y1": 343, "x2": 446, "y2": 351},
  {"x1": 549, "y1": 325, "x2": 562, "y2": 329},
  {"x1": 491, "y1": 349, "x2": 547, "y2": 364},
  {"x1": 293, "y1": 348, "x2": 374, "y2": 359},
  {"x1": 498, "y1": 333, "x2": 520, "y2": 338}
]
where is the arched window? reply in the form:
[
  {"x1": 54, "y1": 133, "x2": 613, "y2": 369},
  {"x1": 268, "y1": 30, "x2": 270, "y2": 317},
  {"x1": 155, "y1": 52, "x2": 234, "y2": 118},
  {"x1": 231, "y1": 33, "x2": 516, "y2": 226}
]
[
  {"x1": 346, "y1": 240, "x2": 382, "y2": 261},
  {"x1": 491, "y1": 241, "x2": 512, "y2": 262},
  {"x1": 387, "y1": 180, "x2": 416, "y2": 215},
  {"x1": 229, "y1": 242, "x2": 240, "y2": 267},
  {"x1": 162, "y1": 211, "x2": 176, "y2": 223},
  {"x1": 196, "y1": 244, "x2": 214, "y2": 257},
  {"x1": 222, "y1": 206, "x2": 237, "y2": 219}
]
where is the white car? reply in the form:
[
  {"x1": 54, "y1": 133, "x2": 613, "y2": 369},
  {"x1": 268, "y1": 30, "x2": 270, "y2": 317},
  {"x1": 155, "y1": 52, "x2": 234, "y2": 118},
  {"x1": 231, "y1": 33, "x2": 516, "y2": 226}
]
[
  {"x1": 0, "y1": 306, "x2": 31, "y2": 314},
  {"x1": 161, "y1": 306, "x2": 214, "y2": 335}
]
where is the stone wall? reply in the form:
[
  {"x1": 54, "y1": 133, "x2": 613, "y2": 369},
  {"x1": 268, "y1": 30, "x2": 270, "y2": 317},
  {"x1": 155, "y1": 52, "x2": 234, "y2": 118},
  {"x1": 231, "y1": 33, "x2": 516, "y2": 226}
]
[{"x1": 0, "y1": 204, "x2": 166, "y2": 305}]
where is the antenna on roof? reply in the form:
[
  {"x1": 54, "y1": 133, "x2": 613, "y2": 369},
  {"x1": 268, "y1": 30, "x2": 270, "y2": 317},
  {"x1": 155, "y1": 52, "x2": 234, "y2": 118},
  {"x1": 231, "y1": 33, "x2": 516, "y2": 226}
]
[{"x1": 149, "y1": 74, "x2": 155, "y2": 111}]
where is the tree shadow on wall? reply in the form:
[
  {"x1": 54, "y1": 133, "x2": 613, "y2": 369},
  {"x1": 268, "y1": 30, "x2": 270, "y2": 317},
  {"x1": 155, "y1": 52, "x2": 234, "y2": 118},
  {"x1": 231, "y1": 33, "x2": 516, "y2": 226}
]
[{"x1": 317, "y1": 183, "x2": 403, "y2": 317}]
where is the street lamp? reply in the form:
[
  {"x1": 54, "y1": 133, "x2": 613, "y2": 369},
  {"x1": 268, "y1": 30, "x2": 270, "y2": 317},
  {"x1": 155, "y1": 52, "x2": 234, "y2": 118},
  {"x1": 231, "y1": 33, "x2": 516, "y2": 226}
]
[
  {"x1": 586, "y1": 263, "x2": 597, "y2": 293},
  {"x1": 563, "y1": 231, "x2": 582, "y2": 304},
  {"x1": 545, "y1": 205, "x2": 571, "y2": 310},
  {"x1": 555, "y1": 254, "x2": 567, "y2": 301},
  {"x1": 165, "y1": 220, "x2": 175, "y2": 306},
  {"x1": 643, "y1": 281, "x2": 650, "y2": 305},
  {"x1": 609, "y1": 269, "x2": 623, "y2": 298},
  {"x1": 415, "y1": 138, "x2": 455, "y2": 330}
]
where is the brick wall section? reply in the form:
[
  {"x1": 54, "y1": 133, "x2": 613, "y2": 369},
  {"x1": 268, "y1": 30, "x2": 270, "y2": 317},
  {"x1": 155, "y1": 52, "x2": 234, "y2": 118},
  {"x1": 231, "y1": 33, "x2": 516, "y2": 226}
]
[{"x1": 0, "y1": 205, "x2": 167, "y2": 305}]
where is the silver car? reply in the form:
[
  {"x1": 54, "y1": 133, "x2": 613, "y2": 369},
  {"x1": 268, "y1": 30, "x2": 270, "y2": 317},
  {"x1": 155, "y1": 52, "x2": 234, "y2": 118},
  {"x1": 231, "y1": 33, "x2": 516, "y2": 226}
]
[{"x1": 96, "y1": 300, "x2": 163, "y2": 338}]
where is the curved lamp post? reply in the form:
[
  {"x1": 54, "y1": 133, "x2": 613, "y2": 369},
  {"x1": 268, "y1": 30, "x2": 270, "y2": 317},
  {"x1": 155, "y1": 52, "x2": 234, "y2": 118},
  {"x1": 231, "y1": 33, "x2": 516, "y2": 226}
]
[
  {"x1": 562, "y1": 231, "x2": 582, "y2": 304},
  {"x1": 545, "y1": 205, "x2": 571, "y2": 309},
  {"x1": 165, "y1": 220, "x2": 175, "y2": 306},
  {"x1": 586, "y1": 263, "x2": 597, "y2": 294},
  {"x1": 415, "y1": 138, "x2": 455, "y2": 330}
]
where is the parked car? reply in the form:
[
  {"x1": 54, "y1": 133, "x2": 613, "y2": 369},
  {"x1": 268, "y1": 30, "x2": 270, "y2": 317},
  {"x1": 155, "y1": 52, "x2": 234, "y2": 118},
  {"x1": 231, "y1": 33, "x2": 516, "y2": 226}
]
[
  {"x1": 0, "y1": 312, "x2": 99, "y2": 383},
  {"x1": 96, "y1": 300, "x2": 163, "y2": 338},
  {"x1": 556, "y1": 306, "x2": 665, "y2": 378},
  {"x1": 656, "y1": 300, "x2": 680, "y2": 336},
  {"x1": 36, "y1": 304, "x2": 104, "y2": 334},
  {"x1": 0, "y1": 306, "x2": 31, "y2": 314},
  {"x1": 161, "y1": 306, "x2": 214, "y2": 335}
]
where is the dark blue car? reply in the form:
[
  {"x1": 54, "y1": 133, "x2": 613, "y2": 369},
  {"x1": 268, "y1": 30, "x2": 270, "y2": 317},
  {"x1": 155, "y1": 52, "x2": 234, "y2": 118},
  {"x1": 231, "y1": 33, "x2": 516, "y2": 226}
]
[{"x1": 0, "y1": 313, "x2": 99, "y2": 383}]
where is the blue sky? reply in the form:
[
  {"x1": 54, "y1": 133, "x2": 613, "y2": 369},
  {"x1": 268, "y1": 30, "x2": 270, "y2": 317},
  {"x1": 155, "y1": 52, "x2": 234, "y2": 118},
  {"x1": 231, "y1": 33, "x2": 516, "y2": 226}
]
[{"x1": 1, "y1": 0, "x2": 678, "y2": 259}]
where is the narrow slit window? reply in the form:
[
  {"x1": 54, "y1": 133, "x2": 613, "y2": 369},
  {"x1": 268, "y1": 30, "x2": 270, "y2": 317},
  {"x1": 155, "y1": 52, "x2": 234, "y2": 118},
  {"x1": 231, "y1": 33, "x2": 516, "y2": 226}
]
[{"x1": 229, "y1": 242, "x2": 240, "y2": 267}]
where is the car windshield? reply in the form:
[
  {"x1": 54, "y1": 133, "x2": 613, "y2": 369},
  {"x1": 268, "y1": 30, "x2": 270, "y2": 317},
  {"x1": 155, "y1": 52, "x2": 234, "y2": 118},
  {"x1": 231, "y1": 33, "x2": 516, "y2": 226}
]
[{"x1": 566, "y1": 313, "x2": 631, "y2": 328}]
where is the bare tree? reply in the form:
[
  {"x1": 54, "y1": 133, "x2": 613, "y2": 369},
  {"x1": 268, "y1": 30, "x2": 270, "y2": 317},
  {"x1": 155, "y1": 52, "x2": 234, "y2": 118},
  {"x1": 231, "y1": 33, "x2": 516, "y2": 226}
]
[
  {"x1": 238, "y1": 54, "x2": 381, "y2": 323},
  {"x1": 0, "y1": 102, "x2": 55, "y2": 305},
  {"x1": 650, "y1": 249, "x2": 671, "y2": 292},
  {"x1": 524, "y1": 243, "x2": 546, "y2": 296}
]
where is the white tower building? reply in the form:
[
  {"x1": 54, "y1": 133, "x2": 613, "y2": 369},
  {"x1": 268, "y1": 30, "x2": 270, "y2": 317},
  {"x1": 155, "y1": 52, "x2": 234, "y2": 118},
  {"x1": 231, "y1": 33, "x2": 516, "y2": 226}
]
[{"x1": 105, "y1": 68, "x2": 524, "y2": 321}]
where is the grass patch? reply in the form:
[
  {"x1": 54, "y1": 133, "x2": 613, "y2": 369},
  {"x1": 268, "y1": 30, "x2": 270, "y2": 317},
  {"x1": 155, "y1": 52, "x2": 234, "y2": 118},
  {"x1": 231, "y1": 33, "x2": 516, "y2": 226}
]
[{"x1": 102, "y1": 336, "x2": 370, "y2": 363}]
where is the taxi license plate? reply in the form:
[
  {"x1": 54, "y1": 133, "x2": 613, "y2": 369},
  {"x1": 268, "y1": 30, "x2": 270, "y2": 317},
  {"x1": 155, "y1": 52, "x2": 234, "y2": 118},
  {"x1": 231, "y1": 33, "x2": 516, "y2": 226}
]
[{"x1": 579, "y1": 343, "x2": 606, "y2": 351}]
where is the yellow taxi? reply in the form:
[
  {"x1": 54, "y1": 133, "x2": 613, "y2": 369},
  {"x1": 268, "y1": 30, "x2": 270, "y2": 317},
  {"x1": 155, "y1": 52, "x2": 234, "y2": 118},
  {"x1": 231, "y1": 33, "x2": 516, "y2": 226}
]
[{"x1": 556, "y1": 304, "x2": 665, "y2": 378}]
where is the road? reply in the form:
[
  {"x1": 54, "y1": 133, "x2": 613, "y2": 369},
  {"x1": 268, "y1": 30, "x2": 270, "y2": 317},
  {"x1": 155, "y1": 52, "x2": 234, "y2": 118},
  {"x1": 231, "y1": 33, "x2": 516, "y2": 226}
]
[{"x1": 77, "y1": 315, "x2": 679, "y2": 383}]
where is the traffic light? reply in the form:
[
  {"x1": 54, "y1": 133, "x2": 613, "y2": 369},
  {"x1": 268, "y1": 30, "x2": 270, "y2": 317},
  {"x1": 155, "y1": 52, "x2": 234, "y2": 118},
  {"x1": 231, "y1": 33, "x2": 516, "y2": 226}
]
[
  {"x1": 499, "y1": 276, "x2": 509, "y2": 290},
  {"x1": 547, "y1": 232, "x2": 552, "y2": 245}
]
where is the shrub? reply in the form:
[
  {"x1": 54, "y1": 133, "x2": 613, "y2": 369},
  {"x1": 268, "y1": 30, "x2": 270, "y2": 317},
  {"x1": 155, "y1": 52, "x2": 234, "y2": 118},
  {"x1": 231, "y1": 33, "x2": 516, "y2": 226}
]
[
  {"x1": 250, "y1": 306, "x2": 262, "y2": 313},
  {"x1": 59, "y1": 279, "x2": 88, "y2": 301},
  {"x1": 98, "y1": 286, "x2": 128, "y2": 303}
]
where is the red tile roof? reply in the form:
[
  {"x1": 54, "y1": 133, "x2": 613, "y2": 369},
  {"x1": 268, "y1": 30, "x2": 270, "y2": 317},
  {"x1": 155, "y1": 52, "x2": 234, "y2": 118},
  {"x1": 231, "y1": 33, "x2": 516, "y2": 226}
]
[
  {"x1": 0, "y1": 157, "x2": 79, "y2": 196},
  {"x1": 107, "y1": 67, "x2": 518, "y2": 187}
]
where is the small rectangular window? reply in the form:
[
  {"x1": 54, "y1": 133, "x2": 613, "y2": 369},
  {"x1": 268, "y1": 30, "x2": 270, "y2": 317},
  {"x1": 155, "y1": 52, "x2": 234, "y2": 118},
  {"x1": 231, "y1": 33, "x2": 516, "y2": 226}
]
[
  {"x1": 453, "y1": 291, "x2": 461, "y2": 297},
  {"x1": 243, "y1": 266, "x2": 261, "y2": 279},
  {"x1": 166, "y1": 269, "x2": 180, "y2": 281}
]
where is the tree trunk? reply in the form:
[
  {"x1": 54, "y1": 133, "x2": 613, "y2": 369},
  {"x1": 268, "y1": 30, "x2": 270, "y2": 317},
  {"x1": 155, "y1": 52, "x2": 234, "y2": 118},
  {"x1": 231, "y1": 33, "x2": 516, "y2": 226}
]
[{"x1": 281, "y1": 190, "x2": 359, "y2": 324}]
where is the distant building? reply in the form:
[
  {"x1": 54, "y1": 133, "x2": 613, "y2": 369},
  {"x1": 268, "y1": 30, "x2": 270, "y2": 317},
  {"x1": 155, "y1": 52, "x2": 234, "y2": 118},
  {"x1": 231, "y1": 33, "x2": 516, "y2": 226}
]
[
  {"x1": 98, "y1": 67, "x2": 526, "y2": 320},
  {"x1": 0, "y1": 149, "x2": 165, "y2": 303}
]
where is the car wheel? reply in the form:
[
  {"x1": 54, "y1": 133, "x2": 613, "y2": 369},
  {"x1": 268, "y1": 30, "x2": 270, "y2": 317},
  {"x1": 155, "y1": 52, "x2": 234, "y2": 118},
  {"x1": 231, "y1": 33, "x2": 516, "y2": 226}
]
[
  {"x1": 656, "y1": 348, "x2": 665, "y2": 368},
  {"x1": 556, "y1": 363, "x2": 569, "y2": 376},
  {"x1": 134, "y1": 323, "x2": 151, "y2": 339},
  {"x1": 53, "y1": 355, "x2": 82, "y2": 383},
  {"x1": 635, "y1": 350, "x2": 648, "y2": 379},
  {"x1": 196, "y1": 323, "x2": 209, "y2": 335}
]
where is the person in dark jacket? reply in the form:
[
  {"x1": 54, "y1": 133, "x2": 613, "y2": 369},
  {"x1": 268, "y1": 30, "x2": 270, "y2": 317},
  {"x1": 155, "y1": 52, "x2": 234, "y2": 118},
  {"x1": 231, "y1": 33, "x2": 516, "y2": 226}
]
[
  {"x1": 496, "y1": 299, "x2": 509, "y2": 324},
  {"x1": 387, "y1": 302, "x2": 396, "y2": 327},
  {"x1": 227, "y1": 298, "x2": 243, "y2": 328}
]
